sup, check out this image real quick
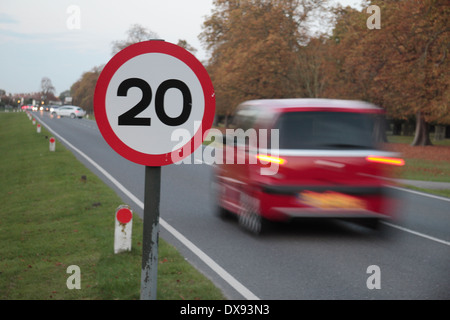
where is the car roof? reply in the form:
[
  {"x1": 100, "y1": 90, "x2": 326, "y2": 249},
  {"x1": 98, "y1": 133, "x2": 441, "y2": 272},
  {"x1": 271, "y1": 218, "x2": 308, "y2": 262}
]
[{"x1": 238, "y1": 98, "x2": 383, "y2": 113}]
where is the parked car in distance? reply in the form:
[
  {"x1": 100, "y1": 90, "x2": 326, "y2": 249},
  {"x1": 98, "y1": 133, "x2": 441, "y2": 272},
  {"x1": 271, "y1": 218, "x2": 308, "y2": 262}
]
[
  {"x1": 212, "y1": 98, "x2": 404, "y2": 235},
  {"x1": 51, "y1": 105, "x2": 86, "y2": 118}
]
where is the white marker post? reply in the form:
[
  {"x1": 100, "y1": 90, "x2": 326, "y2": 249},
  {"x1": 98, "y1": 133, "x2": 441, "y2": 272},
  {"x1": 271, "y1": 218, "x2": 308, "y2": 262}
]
[
  {"x1": 114, "y1": 205, "x2": 133, "y2": 254},
  {"x1": 49, "y1": 137, "x2": 56, "y2": 152},
  {"x1": 37, "y1": 124, "x2": 41, "y2": 133}
]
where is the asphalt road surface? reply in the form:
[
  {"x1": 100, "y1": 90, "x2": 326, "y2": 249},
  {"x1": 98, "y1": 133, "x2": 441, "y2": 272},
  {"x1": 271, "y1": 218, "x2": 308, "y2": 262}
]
[{"x1": 33, "y1": 111, "x2": 450, "y2": 300}]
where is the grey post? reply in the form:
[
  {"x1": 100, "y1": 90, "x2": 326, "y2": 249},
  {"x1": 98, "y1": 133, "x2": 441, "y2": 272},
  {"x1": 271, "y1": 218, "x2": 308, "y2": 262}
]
[{"x1": 140, "y1": 165, "x2": 161, "y2": 300}]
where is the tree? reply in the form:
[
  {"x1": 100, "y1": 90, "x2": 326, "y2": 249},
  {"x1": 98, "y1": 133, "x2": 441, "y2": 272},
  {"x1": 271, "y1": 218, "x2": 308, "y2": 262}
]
[
  {"x1": 177, "y1": 39, "x2": 198, "y2": 56},
  {"x1": 40, "y1": 77, "x2": 57, "y2": 104},
  {"x1": 295, "y1": 36, "x2": 331, "y2": 98},
  {"x1": 111, "y1": 24, "x2": 160, "y2": 55},
  {"x1": 59, "y1": 90, "x2": 71, "y2": 104},
  {"x1": 361, "y1": 0, "x2": 449, "y2": 146},
  {"x1": 322, "y1": 5, "x2": 380, "y2": 101},
  {"x1": 384, "y1": 0, "x2": 449, "y2": 146},
  {"x1": 71, "y1": 66, "x2": 103, "y2": 113},
  {"x1": 0, "y1": 89, "x2": 9, "y2": 107},
  {"x1": 200, "y1": 0, "x2": 327, "y2": 120},
  {"x1": 325, "y1": 0, "x2": 449, "y2": 146}
]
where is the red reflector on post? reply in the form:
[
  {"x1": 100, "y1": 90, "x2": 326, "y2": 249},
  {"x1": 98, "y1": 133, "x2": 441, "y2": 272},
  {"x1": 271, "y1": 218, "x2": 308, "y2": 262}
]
[
  {"x1": 366, "y1": 155, "x2": 405, "y2": 166},
  {"x1": 116, "y1": 207, "x2": 133, "y2": 224}
]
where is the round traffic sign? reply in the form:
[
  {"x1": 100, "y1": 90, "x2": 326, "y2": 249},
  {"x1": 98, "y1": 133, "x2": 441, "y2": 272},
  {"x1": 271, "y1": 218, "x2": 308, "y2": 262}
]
[{"x1": 94, "y1": 40, "x2": 215, "y2": 166}]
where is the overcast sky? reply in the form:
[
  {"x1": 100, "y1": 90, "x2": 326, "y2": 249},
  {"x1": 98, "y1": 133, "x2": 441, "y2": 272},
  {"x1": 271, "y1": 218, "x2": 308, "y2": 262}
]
[{"x1": 0, "y1": 0, "x2": 363, "y2": 96}]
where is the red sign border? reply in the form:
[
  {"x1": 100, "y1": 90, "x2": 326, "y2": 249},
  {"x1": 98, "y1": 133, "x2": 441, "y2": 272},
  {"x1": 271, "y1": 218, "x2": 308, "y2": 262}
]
[{"x1": 94, "y1": 40, "x2": 215, "y2": 166}]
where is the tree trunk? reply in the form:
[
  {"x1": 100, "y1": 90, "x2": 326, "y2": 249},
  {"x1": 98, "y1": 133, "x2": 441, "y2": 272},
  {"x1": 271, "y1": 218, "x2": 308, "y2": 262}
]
[{"x1": 411, "y1": 111, "x2": 432, "y2": 146}]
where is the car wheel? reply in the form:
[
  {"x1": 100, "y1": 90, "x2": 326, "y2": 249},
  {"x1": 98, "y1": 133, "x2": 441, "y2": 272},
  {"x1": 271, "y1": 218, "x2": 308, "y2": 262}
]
[
  {"x1": 51, "y1": 112, "x2": 56, "y2": 116},
  {"x1": 70, "y1": 113, "x2": 76, "y2": 119},
  {"x1": 238, "y1": 192, "x2": 266, "y2": 235}
]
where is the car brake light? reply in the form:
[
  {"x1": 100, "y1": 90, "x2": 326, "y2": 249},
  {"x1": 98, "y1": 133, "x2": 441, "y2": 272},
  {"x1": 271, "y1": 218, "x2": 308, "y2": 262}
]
[
  {"x1": 366, "y1": 155, "x2": 405, "y2": 166},
  {"x1": 256, "y1": 154, "x2": 286, "y2": 165}
]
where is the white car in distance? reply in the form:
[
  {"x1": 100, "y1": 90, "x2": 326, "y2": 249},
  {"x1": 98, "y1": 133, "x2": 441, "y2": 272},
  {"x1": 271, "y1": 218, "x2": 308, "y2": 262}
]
[{"x1": 52, "y1": 105, "x2": 86, "y2": 119}]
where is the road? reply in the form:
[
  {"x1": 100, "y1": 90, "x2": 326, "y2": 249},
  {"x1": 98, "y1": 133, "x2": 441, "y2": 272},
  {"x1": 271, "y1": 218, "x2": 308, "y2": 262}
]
[{"x1": 33, "y1": 111, "x2": 450, "y2": 300}]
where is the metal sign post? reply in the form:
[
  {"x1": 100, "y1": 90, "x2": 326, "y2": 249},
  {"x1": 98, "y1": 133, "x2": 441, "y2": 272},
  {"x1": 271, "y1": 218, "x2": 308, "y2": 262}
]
[{"x1": 140, "y1": 166, "x2": 161, "y2": 300}]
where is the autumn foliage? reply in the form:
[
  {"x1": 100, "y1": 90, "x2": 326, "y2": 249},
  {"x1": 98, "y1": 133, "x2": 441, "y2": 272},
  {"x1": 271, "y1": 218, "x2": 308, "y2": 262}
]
[
  {"x1": 200, "y1": 0, "x2": 449, "y2": 145},
  {"x1": 69, "y1": 1, "x2": 448, "y2": 146},
  {"x1": 71, "y1": 66, "x2": 103, "y2": 114},
  {"x1": 200, "y1": 0, "x2": 324, "y2": 119}
]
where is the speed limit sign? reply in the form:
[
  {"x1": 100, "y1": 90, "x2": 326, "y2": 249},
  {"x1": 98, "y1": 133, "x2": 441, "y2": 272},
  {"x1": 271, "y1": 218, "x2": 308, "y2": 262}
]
[
  {"x1": 94, "y1": 40, "x2": 215, "y2": 166},
  {"x1": 94, "y1": 40, "x2": 215, "y2": 300}
]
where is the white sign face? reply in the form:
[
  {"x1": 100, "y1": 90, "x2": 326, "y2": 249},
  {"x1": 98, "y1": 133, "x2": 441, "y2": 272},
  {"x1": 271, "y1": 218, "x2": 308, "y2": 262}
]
[
  {"x1": 105, "y1": 53, "x2": 204, "y2": 155},
  {"x1": 94, "y1": 41, "x2": 215, "y2": 166}
]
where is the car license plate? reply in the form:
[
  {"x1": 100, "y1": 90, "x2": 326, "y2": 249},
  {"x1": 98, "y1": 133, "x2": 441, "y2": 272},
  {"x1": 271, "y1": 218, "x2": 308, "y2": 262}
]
[{"x1": 299, "y1": 191, "x2": 366, "y2": 210}]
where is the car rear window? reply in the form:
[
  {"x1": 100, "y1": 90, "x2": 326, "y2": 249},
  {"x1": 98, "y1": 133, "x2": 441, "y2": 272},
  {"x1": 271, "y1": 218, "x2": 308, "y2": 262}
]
[{"x1": 275, "y1": 111, "x2": 385, "y2": 150}]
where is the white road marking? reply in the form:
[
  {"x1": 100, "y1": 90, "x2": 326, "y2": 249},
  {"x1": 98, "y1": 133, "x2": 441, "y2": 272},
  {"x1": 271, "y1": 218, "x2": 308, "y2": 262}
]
[
  {"x1": 382, "y1": 221, "x2": 450, "y2": 247},
  {"x1": 390, "y1": 186, "x2": 450, "y2": 202}
]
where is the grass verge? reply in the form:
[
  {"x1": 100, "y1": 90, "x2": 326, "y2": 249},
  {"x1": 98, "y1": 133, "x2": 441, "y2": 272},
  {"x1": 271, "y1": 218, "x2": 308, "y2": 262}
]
[
  {"x1": 0, "y1": 112, "x2": 225, "y2": 300},
  {"x1": 386, "y1": 134, "x2": 450, "y2": 182},
  {"x1": 398, "y1": 158, "x2": 450, "y2": 182},
  {"x1": 385, "y1": 134, "x2": 450, "y2": 198}
]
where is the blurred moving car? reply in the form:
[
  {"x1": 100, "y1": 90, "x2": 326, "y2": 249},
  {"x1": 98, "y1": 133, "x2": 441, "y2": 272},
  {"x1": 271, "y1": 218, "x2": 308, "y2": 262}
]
[
  {"x1": 213, "y1": 99, "x2": 404, "y2": 234},
  {"x1": 51, "y1": 105, "x2": 86, "y2": 118}
]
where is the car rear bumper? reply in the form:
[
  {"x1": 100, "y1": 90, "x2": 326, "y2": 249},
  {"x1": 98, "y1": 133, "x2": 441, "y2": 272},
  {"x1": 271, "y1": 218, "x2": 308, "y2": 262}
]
[
  {"x1": 261, "y1": 184, "x2": 386, "y2": 195},
  {"x1": 258, "y1": 184, "x2": 395, "y2": 221},
  {"x1": 270, "y1": 207, "x2": 387, "y2": 219}
]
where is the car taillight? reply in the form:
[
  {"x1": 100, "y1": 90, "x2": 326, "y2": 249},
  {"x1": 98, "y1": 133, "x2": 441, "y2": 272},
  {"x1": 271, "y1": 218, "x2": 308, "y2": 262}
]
[
  {"x1": 366, "y1": 155, "x2": 405, "y2": 166},
  {"x1": 256, "y1": 154, "x2": 286, "y2": 165}
]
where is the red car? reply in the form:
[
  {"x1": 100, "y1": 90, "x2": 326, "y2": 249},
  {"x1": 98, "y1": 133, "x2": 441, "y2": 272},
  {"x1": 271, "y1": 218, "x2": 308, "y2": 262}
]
[{"x1": 212, "y1": 99, "x2": 404, "y2": 234}]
